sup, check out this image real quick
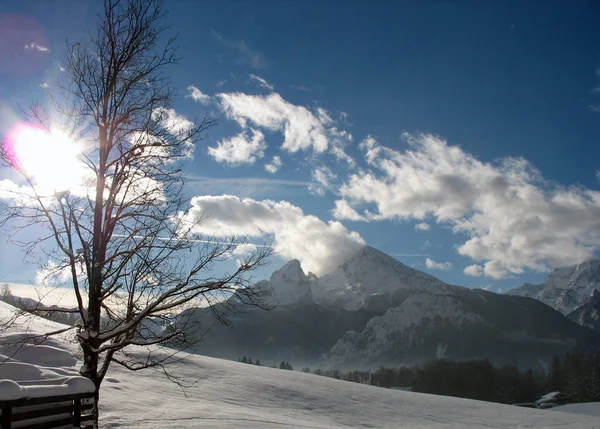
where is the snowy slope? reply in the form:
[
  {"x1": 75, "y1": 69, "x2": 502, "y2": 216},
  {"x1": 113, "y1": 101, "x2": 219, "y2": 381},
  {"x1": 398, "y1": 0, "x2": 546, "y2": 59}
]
[
  {"x1": 312, "y1": 246, "x2": 456, "y2": 311},
  {"x1": 509, "y1": 259, "x2": 600, "y2": 315},
  {"x1": 1, "y1": 300, "x2": 599, "y2": 428},
  {"x1": 100, "y1": 352, "x2": 600, "y2": 429}
]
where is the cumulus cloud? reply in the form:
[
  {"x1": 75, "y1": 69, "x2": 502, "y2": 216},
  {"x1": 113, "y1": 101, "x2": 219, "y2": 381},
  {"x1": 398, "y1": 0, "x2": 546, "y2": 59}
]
[
  {"x1": 425, "y1": 258, "x2": 453, "y2": 271},
  {"x1": 208, "y1": 129, "x2": 266, "y2": 165},
  {"x1": 265, "y1": 155, "x2": 282, "y2": 174},
  {"x1": 464, "y1": 264, "x2": 484, "y2": 277},
  {"x1": 24, "y1": 43, "x2": 49, "y2": 53},
  {"x1": 178, "y1": 195, "x2": 364, "y2": 275},
  {"x1": 335, "y1": 133, "x2": 600, "y2": 278},
  {"x1": 217, "y1": 91, "x2": 353, "y2": 162},
  {"x1": 309, "y1": 166, "x2": 336, "y2": 196},
  {"x1": 249, "y1": 74, "x2": 274, "y2": 91},
  {"x1": 218, "y1": 92, "x2": 328, "y2": 153},
  {"x1": 187, "y1": 85, "x2": 211, "y2": 104},
  {"x1": 415, "y1": 222, "x2": 431, "y2": 231},
  {"x1": 332, "y1": 200, "x2": 366, "y2": 222}
]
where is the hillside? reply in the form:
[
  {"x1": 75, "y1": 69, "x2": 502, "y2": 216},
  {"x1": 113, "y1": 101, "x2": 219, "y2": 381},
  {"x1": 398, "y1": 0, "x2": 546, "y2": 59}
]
[{"x1": 1, "y1": 301, "x2": 599, "y2": 428}]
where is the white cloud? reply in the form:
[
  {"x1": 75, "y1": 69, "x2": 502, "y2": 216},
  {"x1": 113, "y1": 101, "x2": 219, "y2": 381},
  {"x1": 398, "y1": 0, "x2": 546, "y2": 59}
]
[
  {"x1": 464, "y1": 264, "x2": 484, "y2": 277},
  {"x1": 217, "y1": 92, "x2": 353, "y2": 164},
  {"x1": 24, "y1": 43, "x2": 49, "y2": 53},
  {"x1": 216, "y1": 80, "x2": 227, "y2": 87},
  {"x1": 178, "y1": 195, "x2": 364, "y2": 275},
  {"x1": 309, "y1": 166, "x2": 336, "y2": 196},
  {"x1": 265, "y1": 156, "x2": 283, "y2": 174},
  {"x1": 213, "y1": 32, "x2": 267, "y2": 69},
  {"x1": 335, "y1": 133, "x2": 600, "y2": 278},
  {"x1": 218, "y1": 92, "x2": 329, "y2": 153},
  {"x1": 231, "y1": 243, "x2": 258, "y2": 256},
  {"x1": 249, "y1": 74, "x2": 274, "y2": 91},
  {"x1": 187, "y1": 85, "x2": 211, "y2": 105},
  {"x1": 425, "y1": 258, "x2": 453, "y2": 271},
  {"x1": 151, "y1": 107, "x2": 195, "y2": 158},
  {"x1": 359, "y1": 135, "x2": 377, "y2": 151},
  {"x1": 415, "y1": 222, "x2": 431, "y2": 231},
  {"x1": 329, "y1": 127, "x2": 355, "y2": 167},
  {"x1": 40, "y1": 82, "x2": 49, "y2": 88},
  {"x1": 332, "y1": 200, "x2": 366, "y2": 222},
  {"x1": 208, "y1": 129, "x2": 266, "y2": 165},
  {"x1": 482, "y1": 285, "x2": 493, "y2": 291}
]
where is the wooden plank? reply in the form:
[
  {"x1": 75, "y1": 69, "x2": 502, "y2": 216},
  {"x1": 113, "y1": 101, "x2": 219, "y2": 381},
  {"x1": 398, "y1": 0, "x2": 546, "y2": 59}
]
[
  {"x1": 15, "y1": 417, "x2": 75, "y2": 429},
  {"x1": 0, "y1": 392, "x2": 94, "y2": 408},
  {"x1": 14, "y1": 415, "x2": 93, "y2": 429},
  {"x1": 11, "y1": 403, "x2": 93, "y2": 422}
]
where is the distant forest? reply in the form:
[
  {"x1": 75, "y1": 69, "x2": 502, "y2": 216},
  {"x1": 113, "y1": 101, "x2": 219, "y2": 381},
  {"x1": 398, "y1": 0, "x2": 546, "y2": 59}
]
[{"x1": 245, "y1": 352, "x2": 600, "y2": 406}]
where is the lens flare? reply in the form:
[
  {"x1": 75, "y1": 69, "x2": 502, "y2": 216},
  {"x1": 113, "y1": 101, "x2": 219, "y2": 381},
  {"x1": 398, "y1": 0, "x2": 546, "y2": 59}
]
[{"x1": 3, "y1": 123, "x2": 84, "y2": 194}]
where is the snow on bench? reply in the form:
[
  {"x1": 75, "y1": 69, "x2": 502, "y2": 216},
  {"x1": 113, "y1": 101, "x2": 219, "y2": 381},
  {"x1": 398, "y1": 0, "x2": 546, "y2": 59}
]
[{"x1": 0, "y1": 376, "x2": 95, "y2": 429}]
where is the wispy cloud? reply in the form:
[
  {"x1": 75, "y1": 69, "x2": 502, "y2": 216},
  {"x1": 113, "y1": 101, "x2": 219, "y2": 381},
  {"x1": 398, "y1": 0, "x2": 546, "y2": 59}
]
[
  {"x1": 213, "y1": 31, "x2": 267, "y2": 69},
  {"x1": 184, "y1": 174, "x2": 310, "y2": 199},
  {"x1": 187, "y1": 85, "x2": 211, "y2": 105},
  {"x1": 249, "y1": 74, "x2": 274, "y2": 91},
  {"x1": 24, "y1": 43, "x2": 49, "y2": 53},
  {"x1": 388, "y1": 253, "x2": 433, "y2": 257},
  {"x1": 39, "y1": 81, "x2": 49, "y2": 88},
  {"x1": 309, "y1": 165, "x2": 337, "y2": 196},
  {"x1": 289, "y1": 84, "x2": 311, "y2": 92}
]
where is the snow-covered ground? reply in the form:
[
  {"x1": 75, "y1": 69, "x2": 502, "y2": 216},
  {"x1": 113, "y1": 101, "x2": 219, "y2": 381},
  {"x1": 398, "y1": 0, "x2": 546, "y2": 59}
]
[{"x1": 1, "y1": 301, "x2": 599, "y2": 428}]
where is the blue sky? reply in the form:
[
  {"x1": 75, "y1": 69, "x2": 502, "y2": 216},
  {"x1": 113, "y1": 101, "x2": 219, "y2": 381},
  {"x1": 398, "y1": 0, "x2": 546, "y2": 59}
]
[{"x1": 1, "y1": 0, "x2": 600, "y2": 293}]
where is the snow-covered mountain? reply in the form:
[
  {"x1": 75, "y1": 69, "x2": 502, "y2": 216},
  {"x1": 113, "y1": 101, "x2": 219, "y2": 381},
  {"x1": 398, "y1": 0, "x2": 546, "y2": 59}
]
[
  {"x1": 311, "y1": 246, "x2": 456, "y2": 311},
  {"x1": 183, "y1": 246, "x2": 600, "y2": 368},
  {"x1": 323, "y1": 287, "x2": 597, "y2": 369},
  {"x1": 326, "y1": 293, "x2": 483, "y2": 368},
  {"x1": 258, "y1": 259, "x2": 314, "y2": 306},
  {"x1": 508, "y1": 259, "x2": 600, "y2": 329},
  {"x1": 566, "y1": 289, "x2": 600, "y2": 331}
]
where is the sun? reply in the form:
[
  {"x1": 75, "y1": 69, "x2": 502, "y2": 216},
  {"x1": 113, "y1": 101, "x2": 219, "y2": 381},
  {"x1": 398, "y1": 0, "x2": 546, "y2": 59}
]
[{"x1": 4, "y1": 123, "x2": 87, "y2": 195}]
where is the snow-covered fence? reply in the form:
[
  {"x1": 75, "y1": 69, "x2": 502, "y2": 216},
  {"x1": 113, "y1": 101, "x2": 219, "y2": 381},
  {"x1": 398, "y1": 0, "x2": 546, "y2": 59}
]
[{"x1": 0, "y1": 377, "x2": 94, "y2": 429}]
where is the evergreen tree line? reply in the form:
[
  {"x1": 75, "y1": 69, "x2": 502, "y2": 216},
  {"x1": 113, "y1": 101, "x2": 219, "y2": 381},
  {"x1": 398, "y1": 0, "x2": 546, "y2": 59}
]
[
  {"x1": 303, "y1": 351, "x2": 600, "y2": 405},
  {"x1": 237, "y1": 356, "x2": 293, "y2": 370}
]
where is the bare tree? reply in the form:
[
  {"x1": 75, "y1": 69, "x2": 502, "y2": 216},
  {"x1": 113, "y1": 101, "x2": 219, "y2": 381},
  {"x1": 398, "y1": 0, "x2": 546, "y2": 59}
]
[{"x1": 0, "y1": 0, "x2": 271, "y2": 426}]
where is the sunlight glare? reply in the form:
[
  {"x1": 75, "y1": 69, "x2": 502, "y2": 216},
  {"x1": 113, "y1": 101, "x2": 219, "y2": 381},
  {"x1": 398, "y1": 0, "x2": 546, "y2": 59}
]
[{"x1": 4, "y1": 123, "x2": 85, "y2": 195}]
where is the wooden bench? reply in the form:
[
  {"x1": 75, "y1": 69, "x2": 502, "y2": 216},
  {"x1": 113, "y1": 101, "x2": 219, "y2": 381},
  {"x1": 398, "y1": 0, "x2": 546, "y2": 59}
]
[{"x1": 0, "y1": 391, "x2": 94, "y2": 429}]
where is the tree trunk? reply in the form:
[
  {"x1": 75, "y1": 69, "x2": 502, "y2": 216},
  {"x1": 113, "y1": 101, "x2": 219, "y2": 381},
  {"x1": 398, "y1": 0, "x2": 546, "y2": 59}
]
[{"x1": 80, "y1": 343, "x2": 100, "y2": 427}]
